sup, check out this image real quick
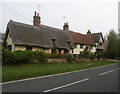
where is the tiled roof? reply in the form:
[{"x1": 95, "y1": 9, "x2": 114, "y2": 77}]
[
  {"x1": 91, "y1": 33, "x2": 104, "y2": 43},
  {"x1": 67, "y1": 30, "x2": 96, "y2": 46}
]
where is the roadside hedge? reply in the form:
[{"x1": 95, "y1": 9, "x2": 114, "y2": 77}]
[{"x1": 2, "y1": 48, "x2": 48, "y2": 65}]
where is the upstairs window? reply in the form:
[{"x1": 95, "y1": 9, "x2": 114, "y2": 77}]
[
  {"x1": 99, "y1": 42, "x2": 103, "y2": 46},
  {"x1": 51, "y1": 38, "x2": 56, "y2": 48},
  {"x1": 26, "y1": 46, "x2": 32, "y2": 51},
  {"x1": 67, "y1": 40, "x2": 72, "y2": 48},
  {"x1": 74, "y1": 43, "x2": 77, "y2": 48},
  {"x1": 80, "y1": 44, "x2": 84, "y2": 49},
  {"x1": 90, "y1": 46, "x2": 93, "y2": 50}
]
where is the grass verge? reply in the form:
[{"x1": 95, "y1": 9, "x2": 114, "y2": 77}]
[{"x1": 2, "y1": 60, "x2": 118, "y2": 82}]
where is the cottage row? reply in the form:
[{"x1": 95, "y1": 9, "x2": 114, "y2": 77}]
[{"x1": 3, "y1": 11, "x2": 104, "y2": 54}]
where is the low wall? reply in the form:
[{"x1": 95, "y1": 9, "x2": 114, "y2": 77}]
[
  {"x1": 48, "y1": 57, "x2": 104, "y2": 63},
  {"x1": 48, "y1": 58, "x2": 67, "y2": 63},
  {"x1": 76, "y1": 58, "x2": 104, "y2": 61}
]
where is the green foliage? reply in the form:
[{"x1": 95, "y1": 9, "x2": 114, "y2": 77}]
[
  {"x1": 80, "y1": 51, "x2": 90, "y2": 58},
  {"x1": 67, "y1": 54, "x2": 74, "y2": 63},
  {"x1": 13, "y1": 50, "x2": 34, "y2": 64},
  {"x1": 89, "y1": 53, "x2": 94, "y2": 61},
  {"x1": 106, "y1": 30, "x2": 118, "y2": 59},
  {"x1": 3, "y1": 60, "x2": 117, "y2": 82},
  {"x1": 101, "y1": 51, "x2": 108, "y2": 59},
  {"x1": 2, "y1": 49, "x2": 48, "y2": 65},
  {"x1": 33, "y1": 51, "x2": 48, "y2": 63},
  {"x1": 2, "y1": 47, "x2": 15, "y2": 65}
]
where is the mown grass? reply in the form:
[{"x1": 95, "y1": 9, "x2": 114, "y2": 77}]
[{"x1": 2, "y1": 60, "x2": 117, "y2": 82}]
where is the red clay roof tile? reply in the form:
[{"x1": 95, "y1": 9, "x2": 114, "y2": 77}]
[{"x1": 67, "y1": 30, "x2": 96, "y2": 46}]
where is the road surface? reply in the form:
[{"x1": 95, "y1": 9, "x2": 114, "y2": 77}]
[{"x1": 2, "y1": 63, "x2": 119, "y2": 92}]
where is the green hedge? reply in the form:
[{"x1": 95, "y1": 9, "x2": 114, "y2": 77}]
[{"x1": 2, "y1": 48, "x2": 48, "y2": 65}]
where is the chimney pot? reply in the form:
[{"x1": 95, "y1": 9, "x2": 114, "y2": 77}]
[
  {"x1": 37, "y1": 13, "x2": 39, "y2": 16},
  {"x1": 87, "y1": 29, "x2": 91, "y2": 38},
  {"x1": 35, "y1": 11, "x2": 37, "y2": 16},
  {"x1": 63, "y1": 22, "x2": 69, "y2": 30}
]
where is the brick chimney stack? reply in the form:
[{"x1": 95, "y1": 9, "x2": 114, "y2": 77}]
[
  {"x1": 63, "y1": 22, "x2": 69, "y2": 30},
  {"x1": 33, "y1": 11, "x2": 41, "y2": 26},
  {"x1": 87, "y1": 29, "x2": 91, "y2": 38}
]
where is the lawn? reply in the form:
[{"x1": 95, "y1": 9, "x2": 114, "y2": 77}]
[{"x1": 2, "y1": 60, "x2": 117, "y2": 82}]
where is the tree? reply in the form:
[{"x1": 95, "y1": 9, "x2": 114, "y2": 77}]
[{"x1": 106, "y1": 30, "x2": 118, "y2": 59}]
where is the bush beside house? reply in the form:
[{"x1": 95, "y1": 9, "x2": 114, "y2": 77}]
[{"x1": 2, "y1": 47, "x2": 48, "y2": 65}]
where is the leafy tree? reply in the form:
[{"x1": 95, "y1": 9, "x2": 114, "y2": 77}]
[{"x1": 106, "y1": 30, "x2": 118, "y2": 59}]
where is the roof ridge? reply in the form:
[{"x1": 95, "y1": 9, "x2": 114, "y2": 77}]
[
  {"x1": 9, "y1": 20, "x2": 64, "y2": 33},
  {"x1": 91, "y1": 32, "x2": 102, "y2": 35},
  {"x1": 68, "y1": 30, "x2": 85, "y2": 36}
]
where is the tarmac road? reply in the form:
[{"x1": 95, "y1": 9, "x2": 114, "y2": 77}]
[{"x1": 2, "y1": 63, "x2": 119, "y2": 92}]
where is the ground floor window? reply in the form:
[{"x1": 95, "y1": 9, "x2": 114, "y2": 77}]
[
  {"x1": 64, "y1": 49, "x2": 69, "y2": 54},
  {"x1": 80, "y1": 44, "x2": 84, "y2": 49},
  {"x1": 58, "y1": 49, "x2": 61, "y2": 54},
  {"x1": 26, "y1": 46, "x2": 32, "y2": 50},
  {"x1": 8, "y1": 45, "x2": 12, "y2": 51},
  {"x1": 52, "y1": 48, "x2": 56, "y2": 54}
]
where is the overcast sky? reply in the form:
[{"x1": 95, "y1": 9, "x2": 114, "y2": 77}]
[{"x1": 0, "y1": 0, "x2": 119, "y2": 37}]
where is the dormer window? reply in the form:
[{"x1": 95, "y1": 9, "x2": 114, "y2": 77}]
[
  {"x1": 67, "y1": 40, "x2": 71, "y2": 48},
  {"x1": 51, "y1": 38, "x2": 56, "y2": 48}
]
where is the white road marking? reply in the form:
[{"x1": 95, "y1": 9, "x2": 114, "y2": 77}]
[
  {"x1": 99, "y1": 70, "x2": 114, "y2": 76},
  {"x1": 2, "y1": 63, "x2": 117, "y2": 84},
  {"x1": 43, "y1": 78, "x2": 90, "y2": 92}
]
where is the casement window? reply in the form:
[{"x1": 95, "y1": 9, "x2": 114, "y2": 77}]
[
  {"x1": 26, "y1": 46, "x2": 32, "y2": 50},
  {"x1": 80, "y1": 44, "x2": 84, "y2": 49},
  {"x1": 64, "y1": 49, "x2": 69, "y2": 54},
  {"x1": 74, "y1": 43, "x2": 77, "y2": 48},
  {"x1": 51, "y1": 39, "x2": 56, "y2": 48},
  {"x1": 90, "y1": 46, "x2": 93, "y2": 50},
  {"x1": 67, "y1": 40, "x2": 71, "y2": 48},
  {"x1": 52, "y1": 48, "x2": 56, "y2": 54},
  {"x1": 8, "y1": 45, "x2": 12, "y2": 51},
  {"x1": 99, "y1": 42, "x2": 103, "y2": 46}
]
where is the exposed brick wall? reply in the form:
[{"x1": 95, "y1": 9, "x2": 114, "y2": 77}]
[{"x1": 48, "y1": 58, "x2": 67, "y2": 63}]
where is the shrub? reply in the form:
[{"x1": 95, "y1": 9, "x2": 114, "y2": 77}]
[
  {"x1": 2, "y1": 47, "x2": 15, "y2": 65},
  {"x1": 2, "y1": 49, "x2": 48, "y2": 65},
  {"x1": 101, "y1": 51, "x2": 108, "y2": 59},
  {"x1": 33, "y1": 51, "x2": 48, "y2": 63},
  {"x1": 13, "y1": 50, "x2": 34, "y2": 64},
  {"x1": 89, "y1": 53, "x2": 94, "y2": 61},
  {"x1": 67, "y1": 54, "x2": 74, "y2": 63},
  {"x1": 80, "y1": 51, "x2": 90, "y2": 58}
]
